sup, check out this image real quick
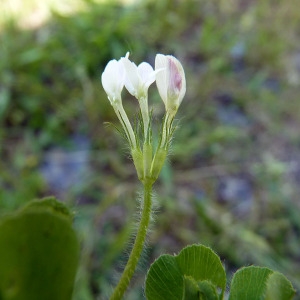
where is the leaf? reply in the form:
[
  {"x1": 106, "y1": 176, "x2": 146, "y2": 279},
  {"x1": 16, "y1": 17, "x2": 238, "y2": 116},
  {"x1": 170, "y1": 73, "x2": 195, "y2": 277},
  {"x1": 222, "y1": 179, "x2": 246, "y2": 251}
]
[
  {"x1": 265, "y1": 272, "x2": 296, "y2": 300},
  {"x1": 229, "y1": 266, "x2": 295, "y2": 300},
  {"x1": 197, "y1": 280, "x2": 219, "y2": 300},
  {"x1": 183, "y1": 277, "x2": 219, "y2": 300},
  {"x1": 229, "y1": 266, "x2": 272, "y2": 300},
  {"x1": 145, "y1": 254, "x2": 184, "y2": 300},
  {"x1": 176, "y1": 244, "x2": 226, "y2": 295},
  {"x1": 183, "y1": 276, "x2": 201, "y2": 299},
  {"x1": 0, "y1": 198, "x2": 79, "y2": 300},
  {"x1": 145, "y1": 244, "x2": 226, "y2": 300},
  {"x1": 22, "y1": 196, "x2": 74, "y2": 221}
]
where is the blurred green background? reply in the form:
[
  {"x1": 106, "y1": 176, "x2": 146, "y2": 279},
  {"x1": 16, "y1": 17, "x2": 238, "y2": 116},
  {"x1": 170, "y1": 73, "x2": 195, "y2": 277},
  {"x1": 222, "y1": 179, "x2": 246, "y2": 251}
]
[{"x1": 1, "y1": 0, "x2": 300, "y2": 299}]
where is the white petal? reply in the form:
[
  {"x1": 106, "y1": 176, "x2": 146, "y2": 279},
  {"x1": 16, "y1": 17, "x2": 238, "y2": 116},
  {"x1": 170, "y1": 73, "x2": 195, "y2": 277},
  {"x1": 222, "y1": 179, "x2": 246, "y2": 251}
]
[
  {"x1": 169, "y1": 56, "x2": 186, "y2": 106},
  {"x1": 176, "y1": 59, "x2": 186, "y2": 106},
  {"x1": 137, "y1": 62, "x2": 155, "y2": 90},
  {"x1": 101, "y1": 60, "x2": 118, "y2": 99},
  {"x1": 101, "y1": 59, "x2": 125, "y2": 103},
  {"x1": 121, "y1": 56, "x2": 140, "y2": 96},
  {"x1": 155, "y1": 54, "x2": 168, "y2": 105}
]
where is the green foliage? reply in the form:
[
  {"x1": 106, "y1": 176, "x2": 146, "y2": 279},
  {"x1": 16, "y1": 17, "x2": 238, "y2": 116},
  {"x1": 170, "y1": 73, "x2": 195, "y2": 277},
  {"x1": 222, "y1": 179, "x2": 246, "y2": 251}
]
[
  {"x1": 22, "y1": 196, "x2": 74, "y2": 220},
  {"x1": 146, "y1": 245, "x2": 295, "y2": 300},
  {"x1": 1, "y1": 0, "x2": 300, "y2": 298},
  {"x1": 0, "y1": 198, "x2": 79, "y2": 300},
  {"x1": 145, "y1": 244, "x2": 226, "y2": 300},
  {"x1": 229, "y1": 266, "x2": 295, "y2": 300}
]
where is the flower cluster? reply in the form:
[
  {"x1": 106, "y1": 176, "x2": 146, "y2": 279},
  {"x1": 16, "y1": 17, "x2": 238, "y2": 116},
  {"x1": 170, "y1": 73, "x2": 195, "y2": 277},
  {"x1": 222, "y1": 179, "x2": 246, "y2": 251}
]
[{"x1": 101, "y1": 53, "x2": 186, "y2": 184}]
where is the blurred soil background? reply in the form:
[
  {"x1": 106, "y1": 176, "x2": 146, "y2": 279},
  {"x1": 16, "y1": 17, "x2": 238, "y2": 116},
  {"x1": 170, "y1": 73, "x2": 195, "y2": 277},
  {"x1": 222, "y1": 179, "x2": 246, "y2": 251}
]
[{"x1": 1, "y1": 0, "x2": 300, "y2": 299}]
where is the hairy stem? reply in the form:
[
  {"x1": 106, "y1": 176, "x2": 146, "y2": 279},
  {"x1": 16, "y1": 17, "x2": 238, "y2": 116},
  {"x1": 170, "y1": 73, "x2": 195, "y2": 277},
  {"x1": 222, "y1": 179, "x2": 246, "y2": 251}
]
[
  {"x1": 110, "y1": 181, "x2": 153, "y2": 300},
  {"x1": 113, "y1": 104, "x2": 137, "y2": 148}
]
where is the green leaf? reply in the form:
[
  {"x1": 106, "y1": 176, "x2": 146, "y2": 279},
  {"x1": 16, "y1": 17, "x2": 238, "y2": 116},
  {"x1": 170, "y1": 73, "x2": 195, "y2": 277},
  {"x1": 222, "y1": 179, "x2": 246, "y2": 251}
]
[
  {"x1": 145, "y1": 244, "x2": 226, "y2": 300},
  {"x1": 0, "y1": 198, "x2": 79, "y2": 300},
  {"x1": 265, "y1": 272, "x2": 296, "y2": 300},
  {"x1": 176, "y1": 244, "x2": 226, "y2": 295},
  {"x1": 145, "y1": 254, "x2": 184, "y2": 300},
  {"x1": 197, "y1": 280, "x2": 219, "y2": 300},
  {"x1": 229, "y1": 266, "x2": 295, "y2": 300},
  {"x1": 183, "y1": 276, "x2": 201, "y2": 299},
  {"x1": 229, "y1": 266, "x2": 272, "y2": 300},
  {"x1": 21, "y1": 196, "x2": 74, "y2": 221}
]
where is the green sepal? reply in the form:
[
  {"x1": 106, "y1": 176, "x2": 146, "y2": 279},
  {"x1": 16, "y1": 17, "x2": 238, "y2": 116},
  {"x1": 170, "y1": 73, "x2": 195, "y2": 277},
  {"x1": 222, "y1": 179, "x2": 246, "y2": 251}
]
[
  {"x1": 131, "y1": 148, "x2": 144, "y2": 181},
  {"x1": 143, "y1": 142, "x2": 153, "y2": 179},
  {"x1": 150, "y1": 147, "x2": 167, "y2": 181}
]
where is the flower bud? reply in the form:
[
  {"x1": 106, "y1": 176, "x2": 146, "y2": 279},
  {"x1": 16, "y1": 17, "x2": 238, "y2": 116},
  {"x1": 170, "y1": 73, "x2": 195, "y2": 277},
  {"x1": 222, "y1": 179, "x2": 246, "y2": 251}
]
[
  {"x1": 155, "y1": 54, "x2": 186, "y2": 117},
  {"x1": 101, "y1": 56, "x2": 137, "y2": 149},
  {"x1": 101, "y1": 58, "x2": 125, "y2": 106}
]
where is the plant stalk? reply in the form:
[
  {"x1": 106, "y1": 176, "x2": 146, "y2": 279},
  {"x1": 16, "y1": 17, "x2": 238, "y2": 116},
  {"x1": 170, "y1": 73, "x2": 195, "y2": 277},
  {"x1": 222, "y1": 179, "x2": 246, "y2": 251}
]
[{"x1": 110, "y1": 180, "x2": 153, "y2": 300}]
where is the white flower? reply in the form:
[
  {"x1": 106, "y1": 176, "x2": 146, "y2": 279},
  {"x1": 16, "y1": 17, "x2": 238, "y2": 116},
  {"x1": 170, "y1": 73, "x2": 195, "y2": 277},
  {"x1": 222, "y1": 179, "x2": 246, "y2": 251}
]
[
  {"x1": 155, "y1": 54, "x2": 186, "y2": 116},
  {"x1": 101, "y1": 58, "x2": 125, "y2": 106},
  {"x1": 121, "y1": 52, "x2": 156, "y2": 99},
  {"x1": 101, "y1": 57, "x2": 137, "y2": 149}
]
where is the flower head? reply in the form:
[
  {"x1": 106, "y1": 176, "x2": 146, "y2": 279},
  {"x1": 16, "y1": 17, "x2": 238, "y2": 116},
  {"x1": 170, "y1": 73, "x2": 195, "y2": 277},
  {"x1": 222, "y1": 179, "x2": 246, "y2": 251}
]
[
  {"x1": 121, "y1": 52, "x2": 156, "y2": 99},
  {"x1": 155, "y1": 54, "x2": 186, "y2": 117},
  {"x1": 101, "y1": 58, "x2": 125, "y2": 106}
]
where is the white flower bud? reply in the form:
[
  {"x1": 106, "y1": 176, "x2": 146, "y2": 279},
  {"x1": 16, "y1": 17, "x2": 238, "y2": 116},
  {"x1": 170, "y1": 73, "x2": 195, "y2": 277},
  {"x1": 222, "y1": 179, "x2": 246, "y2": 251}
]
[
  {"x1": 101, "y1": 57, "x2": 137, "y2": 149},
  {"x1": 101, "y1": 58, "x2": 125, "y2": 106},
  {"x1": 155, "y1": 54, "x2": 186, "y2": 117}
]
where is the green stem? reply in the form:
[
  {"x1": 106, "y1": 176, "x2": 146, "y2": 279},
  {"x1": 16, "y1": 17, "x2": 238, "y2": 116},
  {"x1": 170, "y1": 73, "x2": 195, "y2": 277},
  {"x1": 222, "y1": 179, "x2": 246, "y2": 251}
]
[
  {"x1": 110, "y1": 181, "x2": 153, "y2": 300},
  {"x1": 113, "y1": 104, "x2": 137, "y2": 148}
]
